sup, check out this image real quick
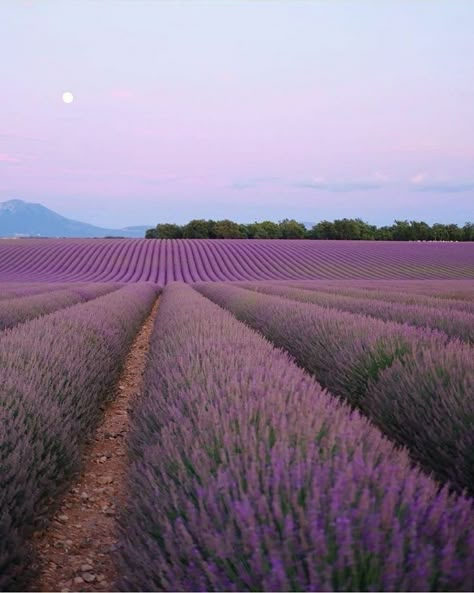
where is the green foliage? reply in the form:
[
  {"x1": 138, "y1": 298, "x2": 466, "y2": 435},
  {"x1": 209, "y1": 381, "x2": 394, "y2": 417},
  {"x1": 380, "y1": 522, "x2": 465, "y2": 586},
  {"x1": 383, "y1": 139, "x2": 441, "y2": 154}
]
[
  {"x1": 157, "y1": 224, "x2": 183, "y2": 239},
  {"x1": 213, "y1": 219, "x2": 245, "y2": 239},
  {"x1": 145, "y1": 227, "x2": 158, "y2": 238},
  {"x1": 146, "y1": 224, "x2": 183, "y2": 239},
  {"x1": 247, "y1": 220, "x2": 281, "y2": 239},
  {"x1": 309, "y1": 218, "x2": 472, "y2": 241},
  {"x1": 463, "y1": 222, "x2": 474, "y2": 241},
  {"x1": 278, "y1": 219, "x2": 306, "y2": 239},
  {"x1": 145, "y1": 217, "x2": 473, "y2": 241},
  {"x1": 182, "y1": 219, "x2": 213, "y2": 239},
  {"x1": 309, "y1": 218, "x2": 376, "y2": 240}
]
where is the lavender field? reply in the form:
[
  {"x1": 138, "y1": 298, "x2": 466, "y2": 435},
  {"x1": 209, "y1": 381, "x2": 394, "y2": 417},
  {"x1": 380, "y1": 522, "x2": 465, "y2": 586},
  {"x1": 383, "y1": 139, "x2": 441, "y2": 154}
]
[
  {"x1": 0, "y1": 238, "x2": 473, "y2": 282},
  {"x1": 0, "y1": 240, "x2": 473, "y2": 591},
  {"x1": 4, "y1": 0, "x2": 474, "y2": 588}
]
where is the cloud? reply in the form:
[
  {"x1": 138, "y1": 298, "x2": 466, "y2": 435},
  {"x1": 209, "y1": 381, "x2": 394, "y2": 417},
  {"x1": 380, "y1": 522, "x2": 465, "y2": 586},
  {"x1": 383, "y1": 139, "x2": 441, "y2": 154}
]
[
  {"x1": 294, "y1": 178, "x2": 382, "y2": 192},
  {"x1": 372, "y1": 171, "x2": 391, "y2": 182},
  {"x1": 408, "y1": 172, "x2": 474, "y2": 192},
  {"x1": 230, "y1": 176, "x2": 280, "y2": 190},
  {"x1": 231, "y1": 181, "x2": 258, "y2": 190},
  {"x1": 118, "y1": 171, "x2": 205, "y2": 186},
  {"x1": 413, "y1": 181, "x2": 474, "y2": 193},
  {"x1": 410, "y1": 172, "x2": 428, "y2": 184},
  {"x1": 0, "y1": 153, "x2": 20, "y2": 164},
  {"x1": 231, "y1": 175, "x2": 386, "y2": 193}
]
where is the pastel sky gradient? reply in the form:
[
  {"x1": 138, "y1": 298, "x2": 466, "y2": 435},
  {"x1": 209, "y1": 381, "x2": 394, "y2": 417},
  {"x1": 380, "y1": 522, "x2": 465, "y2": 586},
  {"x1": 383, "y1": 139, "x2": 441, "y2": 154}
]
[{"x1": 1, "y1": 0, "x2": 473, "y2": 227}]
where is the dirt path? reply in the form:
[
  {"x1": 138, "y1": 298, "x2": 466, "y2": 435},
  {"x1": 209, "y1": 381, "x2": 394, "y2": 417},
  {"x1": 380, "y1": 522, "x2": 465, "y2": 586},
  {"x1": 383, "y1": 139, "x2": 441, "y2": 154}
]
[{"x1": 29, "y1": 298, "x2": 160, "y2": 592}]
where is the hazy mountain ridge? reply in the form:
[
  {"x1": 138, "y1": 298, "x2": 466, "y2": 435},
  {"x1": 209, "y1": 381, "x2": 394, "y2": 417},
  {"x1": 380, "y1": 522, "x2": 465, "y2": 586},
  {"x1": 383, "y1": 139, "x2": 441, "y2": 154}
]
[{"x1": 0, "y1": 199, "x2": 149, "y2": 238}]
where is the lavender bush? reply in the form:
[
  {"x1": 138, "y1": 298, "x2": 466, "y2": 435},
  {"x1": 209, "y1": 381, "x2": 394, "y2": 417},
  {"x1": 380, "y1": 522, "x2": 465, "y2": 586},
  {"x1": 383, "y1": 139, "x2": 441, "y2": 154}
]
[
  {"x1": 366, "y1": 343, "x2": 474, "y2": 491},
  {"x1": 119, "y1": 283, "x2": 474, "y2": 592},
  {"x1": 237, "y1": 282, "x2": 474, "y2": 342},
  {"x1": 0, "y1": 282, "x2": 81, "y2": 302},
  {"x1": 285, "y1": 280, "x2": 474, "y2": 301},
  {"x1": 0, "y1": 282, "x2": 122, "y2": 331},
  {"x1": 276, "y1": 281, "x2": 474, "y2": 315},
  {"x1": 0, "y1": 283, "x2": 158, "y2": 589},
  {"x1": 196, "y1": 283, "x2": 474, "y2": 494},
  {"x1": 330, "y1": 279, "x2": 474, "y2": 301}
]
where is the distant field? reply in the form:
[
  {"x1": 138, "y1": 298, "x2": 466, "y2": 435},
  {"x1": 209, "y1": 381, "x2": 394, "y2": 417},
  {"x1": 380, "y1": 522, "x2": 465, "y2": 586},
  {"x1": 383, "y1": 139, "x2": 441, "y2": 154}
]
[{"x1": 0, "y1": 238, "x2": 473, "y2": 282}]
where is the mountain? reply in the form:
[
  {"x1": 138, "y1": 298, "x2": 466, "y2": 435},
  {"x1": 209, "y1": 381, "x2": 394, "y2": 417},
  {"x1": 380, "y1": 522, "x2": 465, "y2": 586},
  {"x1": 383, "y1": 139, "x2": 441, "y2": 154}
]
[{"x1": 0, "y1": 199, "x2": 149, "y2": 238}]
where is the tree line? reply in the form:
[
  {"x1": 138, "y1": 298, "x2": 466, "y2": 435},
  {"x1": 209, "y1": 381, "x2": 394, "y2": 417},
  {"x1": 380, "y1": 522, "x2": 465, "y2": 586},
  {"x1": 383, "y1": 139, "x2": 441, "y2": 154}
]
[{"x1": 145, "y1": 218, "x2": 474, "y2": 241}]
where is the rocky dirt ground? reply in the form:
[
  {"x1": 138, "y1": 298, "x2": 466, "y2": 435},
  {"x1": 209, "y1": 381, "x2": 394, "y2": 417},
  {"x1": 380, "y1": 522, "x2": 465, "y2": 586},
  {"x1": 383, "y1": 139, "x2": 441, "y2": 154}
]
[{"x1": 28, "y1": 299, "x2": 160, "y2": 592}]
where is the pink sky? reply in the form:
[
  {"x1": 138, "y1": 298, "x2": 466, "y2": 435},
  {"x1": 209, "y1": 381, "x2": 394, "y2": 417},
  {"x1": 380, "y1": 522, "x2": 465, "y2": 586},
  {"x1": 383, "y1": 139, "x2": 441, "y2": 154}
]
[{"x1": 1, "y1": 1, "x2": 473, "y2": 227}]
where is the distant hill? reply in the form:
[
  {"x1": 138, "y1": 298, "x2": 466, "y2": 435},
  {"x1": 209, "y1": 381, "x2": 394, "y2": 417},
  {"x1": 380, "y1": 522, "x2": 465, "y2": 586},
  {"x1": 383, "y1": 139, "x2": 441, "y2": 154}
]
[{"x1": 0, "y1": 199, "x2": 149, "y2": 238}]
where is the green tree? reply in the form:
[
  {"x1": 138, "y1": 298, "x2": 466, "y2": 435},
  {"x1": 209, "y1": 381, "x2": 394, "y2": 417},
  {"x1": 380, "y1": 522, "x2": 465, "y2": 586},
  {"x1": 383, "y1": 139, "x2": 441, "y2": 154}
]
[
  {"x1": 308, "y1": 220, "x2": 333, "y2": 239},
  {"x1": 432, "y1": 223, "x2": 450, "y2": 241},
  {"x1": 333, "y1": 218, "x2": 357, "y2": 239},
  {"x1": 278, "y1": 219, "x2": 306, "y2": 239},
  {"x1": 247, "y1": 221, "x2": 282, "y2": 239},
  {"x1": 463, "y1": 222, "x2": 474, "y2": 241},
  {"x1": 358, "y1": 219, "x2": 377, "y2": 240},
  {"x1": 145, "y1": 216, "x2": 470, "y2": 241},
  {"x1": 155, "y1": 223, "x2": 183, "y2": 239},
  {"x1": 374, "y1": 226, "x2": 394, "y2": 240},
  {"x1": 238, "y1": 224, "x2": 250, "y2": 238},
  {"x1": 182, "y1": 219, "x2": 212, "y2": 239},
  {"x1": 391, "y1": 220, "x2": 414, "y2": 241},
  {"x1": 214, "y1": 219, "x2": 244, "y2": 238},
  {"x1": 309, "y1": 219, "x2": 375, "y2": 240},
  {"x1": 410, "y1": 221, "x2": 432, "y2": 241},
  {"x1": 206, "y1": 220, "x2": 218, "y2": 239},
  {"x1": 145, "y1": 227, "x2": 159, "y2": 238},
  {"x1": 446, "y1": 224, "x2": 464, "y2": 241}
]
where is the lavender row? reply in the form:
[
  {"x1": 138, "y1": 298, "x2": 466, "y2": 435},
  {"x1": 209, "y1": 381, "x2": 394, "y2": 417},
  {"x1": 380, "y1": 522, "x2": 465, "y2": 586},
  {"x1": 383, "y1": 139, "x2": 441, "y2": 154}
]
[
  {"x1": 118, "y1": 283, "x2": 473, "y2": 591},
  {"x1": 237, "y1": 282, "x2": 474, "y2": 343},
  {"x1": 276, "y1": 280, "x2": 474, "y2": 314},
  {"x1": 0, "y1": 283, "x2": 158, "y2": 590},
  {"x1": 284, "y1": 279, "x2": 474, "y2": 299},
  {"x1": 196, "y1": 283, "x2": 474, "y2": 494},
  {"x1": 334, "y1": 279, "x2": 474, "y2": 301},
  {"x1": 0, "y1": 282, "x2": 84, "y2": 302},
  {"x1": 286, "y1": 279, "x2": 474, "y2": 301},
  {"x1": 0, "y1": 282, "x2": 122, "y2": 331},
  {"x1": 0, "y1": 238, "x2": 472, "y2": 283}
]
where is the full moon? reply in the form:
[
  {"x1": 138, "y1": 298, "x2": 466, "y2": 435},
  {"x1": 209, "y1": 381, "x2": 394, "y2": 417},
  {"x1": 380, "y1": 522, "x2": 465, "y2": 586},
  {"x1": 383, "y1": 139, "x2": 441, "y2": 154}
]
[{"x1": 62, "y1": 91, "x2": 74, "y2": 104}]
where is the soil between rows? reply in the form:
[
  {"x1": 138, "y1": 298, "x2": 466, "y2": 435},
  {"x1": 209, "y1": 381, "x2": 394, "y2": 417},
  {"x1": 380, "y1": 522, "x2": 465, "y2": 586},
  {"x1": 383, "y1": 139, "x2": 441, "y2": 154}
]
[{"x1": 28, "y1": 298, "x2": 160, "y2": 592}]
